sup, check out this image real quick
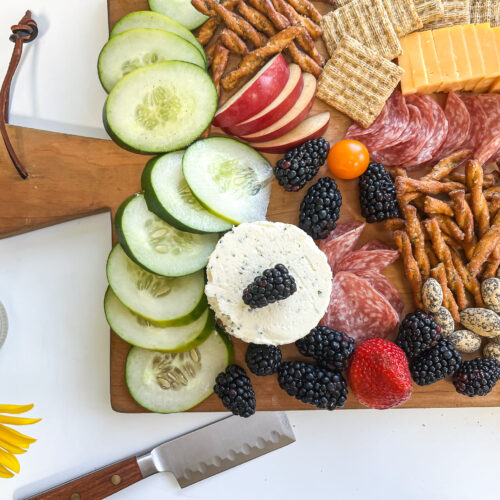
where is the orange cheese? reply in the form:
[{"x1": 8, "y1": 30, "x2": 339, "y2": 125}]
[
  {"x1": 418, "y1": 31, "x2": 443, "y2": 93},
  {"x1": 432, "y1": 27, "x2": 460, "y2": 92},
  {"x1": 474, "y1": 24, "x2": 500, "y2": 92},
  {"x1": 399, "y1": 33, "x2": 425, "y2": 95},
  {"x1": 447, "y1": 26, "x2": 473, "y2": 90},
  {"x1": 490, "y1": 27, "x2": 500, "y2": 92},
  {"x1": 398, "y1": 42, "x2": 416, "y2": 95},
  {"x1": 460, "y1": 25, "x2": 486, "y2": 91}
]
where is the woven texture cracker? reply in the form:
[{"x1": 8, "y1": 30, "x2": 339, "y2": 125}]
[
  {"x1": 423, "y1": 0, "x2": 470, "y2": 29},
  {"x1": 317, "y1": 35, "x2": 403, "y2": 128},
  {"x1": 333, "y1": 0, "x2": 353, "y2": 6},
  {"x1": 415, "y1": 0, "x2": 445, "y2": 24},
  {"x1": 382, "y1": 0, "x2": 423, "y2": 37},
  {"x1": 470, "y1": 0, "x2": 492, "y2": 24},
  {"x1": 320, "y1": 0, "x2": 401, "y2": 59}
]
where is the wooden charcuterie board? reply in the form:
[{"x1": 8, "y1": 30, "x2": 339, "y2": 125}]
[{"x1": 0, "y1": 1, "x2": 499, "y2": 412}]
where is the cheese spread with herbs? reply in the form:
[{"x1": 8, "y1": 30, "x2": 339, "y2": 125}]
[{"x1": 205, "y1": 221, "x2": 333, "y2": 345}]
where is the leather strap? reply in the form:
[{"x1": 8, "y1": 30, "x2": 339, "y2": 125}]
[{"x1": 0, "y1": 10, "x2": 38, "y2": 179}]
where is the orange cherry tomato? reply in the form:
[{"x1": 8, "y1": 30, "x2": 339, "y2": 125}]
[{"x1": 327, "y1": 139, "x2": 370, "y2": 180}]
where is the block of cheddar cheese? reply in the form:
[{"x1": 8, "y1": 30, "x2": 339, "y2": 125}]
[
  {"x1": 399, "y1": 33, "x2": 425, "y2": 95},
  {"x1": 460, "y1": 24, "x2": 486, "y2": 91},
  {"x1": 431, "y1": 27, "x2": 460, "y2": 92},
  {"x1": 446, "y1": 26, "x2": 473, "y2": 90},
  {"x1": 474, "y1": 23, "x2": 500, "y2": 92},
  {"x1": 490, "y1": 27, "x2": 500, "y2": 93},
  {"x1": 418, "y1": 30, "x2": 443, "y2": 93}
]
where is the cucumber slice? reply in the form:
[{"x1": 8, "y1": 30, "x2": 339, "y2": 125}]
[
  {"x1": 148, "y1": 0, "x2": 209, "y2": 30},
  {"x1": 105, "y1": 61, "x2": 217, "y2": 154},
  {"x1": 105, "y1": 288, "x2": 214, "y2": 351},
  {"x1": 106, "y1": 244, "x2": 206, "y2": 325},
  {"x1": 98, "y1": 29, "x2": 206, "y2": 92},
  {"x1": 126, "y1": 327, "x2": 233, "y2": 413},
  {"x1": 115, "y1": 193, "x2": 219, "y2": 277},
  {"x1": 183, "y1": 137, "x2": 273, "y2": 224},
  {"x1": 142, "y1": 151, "x2": 233, "y2": 234},
  {"x1": 110, "y1": 11, "x2": 206, "y2": 64}
]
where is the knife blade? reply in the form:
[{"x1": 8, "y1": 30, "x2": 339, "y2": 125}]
[{"x1": 28, "y1": 412, "x2": 295, "y2": 500}]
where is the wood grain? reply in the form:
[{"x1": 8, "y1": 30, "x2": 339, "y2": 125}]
[{"x1": 0, "y1": 1, "x2": 498, "y2": 414}]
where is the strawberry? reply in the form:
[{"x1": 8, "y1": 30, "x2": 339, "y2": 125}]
[{"x1": 348, "y1": 338, "x2": 412, "y2": 410}]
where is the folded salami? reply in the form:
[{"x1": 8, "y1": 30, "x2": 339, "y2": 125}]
[
  {"x1": 319, "y1": 221, "x2": 365, "y2": 269},
  {"x1": 336, "y1": 248, "x2": 400, "y2": 273}
]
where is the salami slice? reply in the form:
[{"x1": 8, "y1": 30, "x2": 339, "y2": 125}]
[
  {"x1": 345, "y1": 101, "x2": 389, "y2": 138},
  {"x1": 320, "y1": 271, "x2": 399, "y2": 344},
  {"x1": 336, "y1": 248, "x2": 399, "y2": 273},
  {"x1": 359, "y1": 239, "x2": 392, "y2": 251},
  {"x1": 320, "y1": 221, "x2": 364, "y2": 246},
  {"x1": 461, "y1": 95, "x2": 488, "y2": 152},
  {"x1": 475, "y1": 133, "x2": 500, "y2": 166},
  {"x1": 476, "y1": 94, "x2": 500, "y2": 165},
  {"x1": 370, "y1": 104, "x2": 424, "y2": 166},
  {"x1": 433, "y1": 91, "x2": 470, "y2": 160},
  {"x1": 402, "y1": 95, "x2": 448, "y2": 169},
  {"x1": 353, "y1": 269, "x2": 404, "y2": 318},
  {"x1": 320, "y1": 222, "x2": 365, "y2": 269},
  {"x1": 345, "y1": 90, "x2": 410, "y2": 152}
]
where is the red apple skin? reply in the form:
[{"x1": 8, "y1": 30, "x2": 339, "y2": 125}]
[
  {"x1": 223, "y1": 66, "x2": 304, "y2": 137},
  {"x1": 249, "y1": 114, "x2": 331, "y2": 154},
  {"x1": 239, "y1": 74, "x2": 317, "y2": 143},
  {"x1": 212, "y1": 54, "x2": 289, "y2": 128}
]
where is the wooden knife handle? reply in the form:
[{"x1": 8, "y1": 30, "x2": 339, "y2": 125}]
[{"x1": 27, "y1": 456, "x2": 144, "y2": 500}]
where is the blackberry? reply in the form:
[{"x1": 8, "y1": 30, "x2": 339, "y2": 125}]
[
  {"x1": 410, "y1": 339, "x2": 462, "y2": 386},
  {"x1": 214, "y1": 364, "x2": 256, "y2": 417},
  {"x1": 295, "y1": 326, "x2": 354, "y2": 371},
  {"x1": 299, "y1": 177, "x2": 342, "y2": 240},
  {"x1": 453, "y1": 358, "x2": 500, "y2": 397},
  {"x1": 245, "y1": 343, "x2": 282, "y2": 376},
  {"x1": 274, "y1": 138, "x2": 330, "y2": 192},
  {"x1": 277, "y1": 361, "x2": 348, "y2": 410},
  {"x1": 359, "y1": 162, "x2": 400, "y2": 223},
  {"x1": 396, "y1": 310, "x2": 442, "y2": 359},
  {"x1": 242, "y1": 264, "x2": 296, "y2": 309}
]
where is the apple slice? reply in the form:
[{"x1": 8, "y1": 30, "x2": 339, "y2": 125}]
[
  {"x1": 213, "y1": 54, "x2": 289, "y2": 128},
  {"x1": 248, "y1": 112, "x2": 331, "y2": 154},
  {"x1": 240, "y1": 73, "x2": 317, "y2": 143},
  {"x1": 224, "y1": 64, "x2": 303, "y2": 137}
]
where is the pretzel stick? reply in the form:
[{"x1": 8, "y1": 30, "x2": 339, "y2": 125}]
[
  {"x1": 484, "y1": 186, "x2": 500, "y2": 200},
  {"x1": 196, "y1": 17, "x2": 220, "y2": 45},
  {"x1": 273, "y1": 0, "x2": 322, "y2": 40},
  {"x1": 395, "y1": 177, "x2": 463, "y2": 196},
  {"x1": 488, "y1": 196, "x2": 500, "y2": 219},
  {"x1": 220, "y1": 28, "x2": 249, "y2": 55},
  {"x1": 193, "y1": 0, "x2": 241, "y2": 15},
  {"x1": 435, "y1": 214, "x2": 465, "y2": 241},
  {"x1": 402, "y1": 204, "x2": 430, "y2": 281},
  {"x1": 212, "y1": 44, "x2": 229, "y2": 96},
  {"x1": 205, "y1": 42, "x2": 217, "y2": 67},
  {"x1": 384, "y1": 218, "x2": 406, "y2": 232},
  {"x1": 449, "y1": 248, "x2": 483, "y2": 308},
  {"x1": 467, "y1": 214, "x2": 500, "y2": 277},
  {"x1": 248, "y1": 0, "x2": 290, "y2": 29},
  {"x1": 430, "y1": 263, "x2": 460, "y2": 322},
  {"x1": 424, "y1": 218, "x2": 467, "y2": 309},
  {"x1": 423, "y1": 196, "x2": 454, "y2": 216},
  {"x1": 221, "y1": 26, "x2": 301, "y2": 89},
  {"x1": 448, "y1": 172, "x2": 498, "y2": 189},
  {"x1": 286, "y1": 41, "x2": 322, "y2": 76},
  {"x1": 441, "y1": 232, "x2": 462, "y2": 250},
  {"x1": 466, "y1": 160, "x2": 490, "y2": 238},
  {"x1": 237, "y1": 1, "x2": 276, "y2": 36},
  {"x1": 425, "y1": 241, "x2": 439, "y2": 268},
  {"x1": 484, "y1": 252, "x2": 500, "y2": 279},
  {"x1": 286, "y1": 0, "x2": 322, "y2": 22},
  {"x1": 393, "y1": 230, "x2": 423, "y2": 309}
]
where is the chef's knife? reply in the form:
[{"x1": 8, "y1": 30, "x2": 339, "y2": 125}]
[{"x1": 27, "y1": 412, "x2": 295, "y2": 500}]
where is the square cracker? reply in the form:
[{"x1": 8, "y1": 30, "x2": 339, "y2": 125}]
[
  {"x1": 320, "y1": 0, "x2": 401, "y2": 59},
  {"x1": 317, "y1": 35, "x2": 403, "y2": 128},
  {"x1": 423, "y1": 0, "x2": 470, "y2": 29},
  {"x1": 470, "y1": 0, "x2": 492, "y2": 24},
  {"x1": 414, "y1": 0, "x2": 445, "y2": 24},
  {"x1": 381, "y1": 0, "x2": 423, "y2": 37}
]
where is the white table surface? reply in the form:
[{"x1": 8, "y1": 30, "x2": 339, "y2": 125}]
[{"x1": 1, "y1": 2, "x2": 500, "y2": 500}]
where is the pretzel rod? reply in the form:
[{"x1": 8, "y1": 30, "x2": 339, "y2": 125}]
[
  {"x1": 435, "y1": 214, "x2": 465, "y2": 241},
  {"x1": 205, "y1": 41, "x2": 217, "y2": 67},
  {"x1": 423, "y1": 196, "x2": 453, "y2": 216},
  {"x1": 421, "y1": 149, "x2": 471, "y2": 182},
  {"x1": 389, "y1": 167, "x2": 408, "y2": 180},
  {"x1": 221, "y1": 26, "x2": 301, "y2": 89},
  {"x1": 248, "y1": 0, "x2": 290, "y2": 29},
  {"x1": 484, "y1": 186, "x2": 500, "y2": 200},
  {"x1": 466, "y1": 160, "x2": 490, "y2": 238},
  {"x1": 193, "y1": 0, "x2": 241, "y2": 16},
  {"x1": 402, "y1": 204, "x2": 430, "y2": 281},
  {"x1": 488, "y1": 196, "x2": 500, "y2": 219},
  {"x1": 424, "y1": 218, "x2": 467, "y2": 309},
  {"x1": 424, "y1": 240, "x2": 439, "y2": 268},
  {"x1": 393, "y1": 230, "x2": 423, "y2": 309},
  {"x1": 441, "y1": 232, "x2": 462, "y2": 250},
  {"x1": 430, "y1": 263, "x2": 460, "y2": 322},
  {"x1": 395, "y1": 177, "x2": 463, "y2": 195},
  {"x1": 449, "y1": 190, "x2": 475, "y2": 245},
  {"x1": 286, "y1": 0, "x2": 322, "y2": 22},
  {"x1": 383, "y1": 218, "x2": 406, "y2": 231},
  {"x1": 196, "y1": 17, "x2": 220, "y2": 45},
  {"x1": 484, "y1": 250, "x2": 500, "y2": 279},
  {"x1": 286, "y1": 41, "x2": 322, "y2": 76},
  {"x1": 272, "y1": 0, "x2": 321, "y2": 39},
  {"x1": 237, "y1": 1, "x2": 277, "y2": 36},
  {"x1": 467, "y1": 214, "x2": 500, "y2": 277},
  {"x1": 449, "y1": 248, "x2": 483, "y2": 308},
  {"x1": 212, "y1": 44, "x2": 229, "y2": 97},
  {"x1": 220, "y1": 28, "x2": 249, "y2": 55},
  {"x1": 448, "y1": 172, "x2": 498, "y2": 189},
  {"x1": 203, "y1": 0, "x2": 267, "y2": 47}
]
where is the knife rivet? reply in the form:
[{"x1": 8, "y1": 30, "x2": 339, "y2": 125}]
[
  {"x1": 111, "y1": 474, "x2": 122, "y2": 486},
  {"x1": 70, "y1": 494, "x2": 81, "y2": 500}
]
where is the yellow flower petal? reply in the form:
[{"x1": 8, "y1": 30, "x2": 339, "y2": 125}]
[
  {"x1": 0, "y1": 449, "x2": 20, "y2": 474},
  {"x1": 0, "y1": 464, "x2": 14, "y2": 479},
  {"x1": 0, "y1": 425, "x2": 36, "y2": 448},
  {"x1": 0, "y1": 438, "x2": 26, "y2": 455},
  {"x1": 0, "y1": 416, "x2": 41, "y2": 426},
  {"x1": 0, "y1": 404, "x2": 34, "y2": 415}
]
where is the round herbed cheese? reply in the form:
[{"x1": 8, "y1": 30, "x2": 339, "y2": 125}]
[{"x1": 205, "y1": 221, "x2": 333, "y2": 345}]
